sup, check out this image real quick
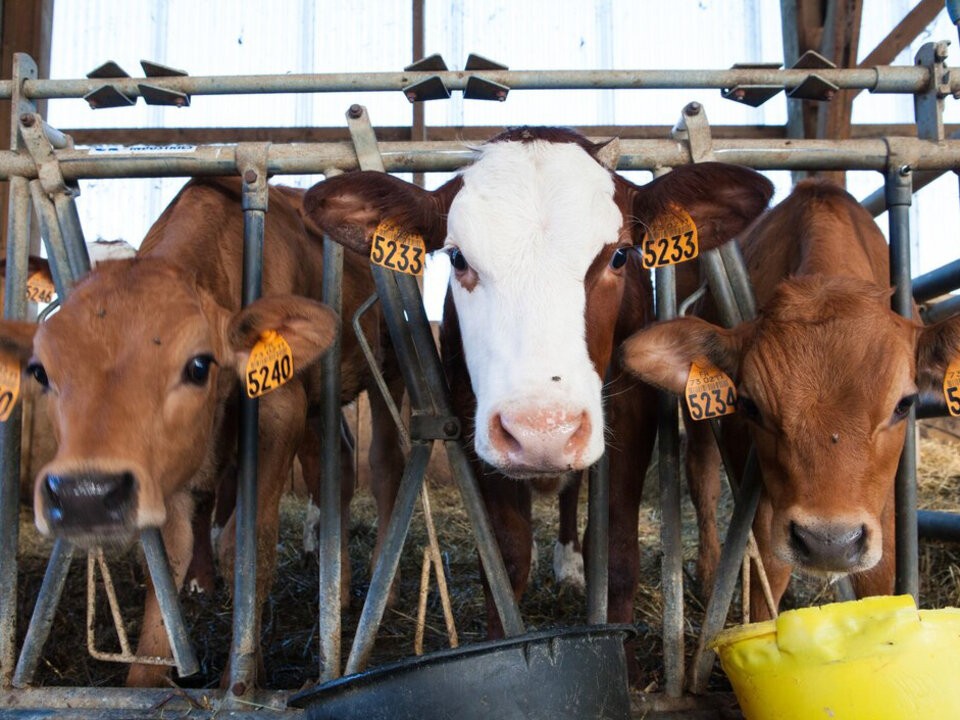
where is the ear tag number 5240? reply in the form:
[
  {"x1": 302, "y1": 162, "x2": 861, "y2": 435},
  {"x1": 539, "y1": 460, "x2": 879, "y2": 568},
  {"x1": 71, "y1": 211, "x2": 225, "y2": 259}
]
[
  {"x1": 371, "y1": 220, "x2": 426, "y2": 276},
  {"x1": 245, "y1": 330, "x2": 294, "y2": 399},
  {"x1": 642, "y1": 205, "x2": 699, "y2": 269},
  {"x1": 685, "y1": 359, "x2": 736, "y2": 421},
  {"x1": 944, "y1": 358, "x2": 960, "y2": 417}
]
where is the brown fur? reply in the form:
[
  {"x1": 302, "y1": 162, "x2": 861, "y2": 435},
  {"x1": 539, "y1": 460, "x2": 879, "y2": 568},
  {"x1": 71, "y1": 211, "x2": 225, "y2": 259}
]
[
  {"x1": 623, "y1": 178, "x2": 960, "y2": 618},
  {"x1": 305, "y1": 127, "x2": 773, "y2": 682},
  {"x1": 6, "y1": 177, "x2": 404, "y2": 687}
]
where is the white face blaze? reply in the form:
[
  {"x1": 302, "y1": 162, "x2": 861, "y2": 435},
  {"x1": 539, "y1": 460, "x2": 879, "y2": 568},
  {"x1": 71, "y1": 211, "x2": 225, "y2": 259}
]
[{"x1": 446, "y1": 139, "x2": 623, "y2": 478}]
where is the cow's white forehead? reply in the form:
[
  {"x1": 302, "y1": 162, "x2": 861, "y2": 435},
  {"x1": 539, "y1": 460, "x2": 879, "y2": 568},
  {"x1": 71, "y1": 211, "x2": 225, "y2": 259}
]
[{"x1": 447, "y1": 140, "x2": 621, "y2": 269}]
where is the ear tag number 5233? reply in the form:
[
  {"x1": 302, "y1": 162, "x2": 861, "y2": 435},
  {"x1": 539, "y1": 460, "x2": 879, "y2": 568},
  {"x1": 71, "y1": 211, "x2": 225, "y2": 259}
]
[
  {"x1": 371, "y1": 220, "x2": 426, "y2": 276},
  {"x1": 944, "y1": 358, "x2": 960, "y2": 416},
  {"x1": 685, "y1": 360, "x2": 736, "y2": 421},
  {"x1": 642, "y1": 205, "x2": 698, "y2": 269},
  {"x1": 245, "y1": 330, "x2": 294, "y2": 399}
]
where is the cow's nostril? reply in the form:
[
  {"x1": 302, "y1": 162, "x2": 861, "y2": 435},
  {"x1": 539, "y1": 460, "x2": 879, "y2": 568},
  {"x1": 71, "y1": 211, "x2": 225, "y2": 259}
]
[
  {"x1": 104, "y1": 472, "x2": 136, "y2": 512},
  {"x1": 489, "y1": 413, "x2": 522, "y2": 454},
  {"x1": 44, "y1": 475, "x2": 63, "y2": 508},
  {"x1": 789, "y1": 521, "x2": 810, "y2": 559}
]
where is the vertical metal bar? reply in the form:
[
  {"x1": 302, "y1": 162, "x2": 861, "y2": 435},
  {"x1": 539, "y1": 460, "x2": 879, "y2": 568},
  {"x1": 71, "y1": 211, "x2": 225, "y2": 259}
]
[
  {"x1": 228, "y1": 166, "x2": 266, "y2": 697},
  {"x1": 345, "y1": 442, "x2": 432, "y2": 674},
  {"x1": 886, "y1": 165, "x2": 918, "y2": 600},
  {"x1": 51, "y1": 191, "x2": 90, "y2": 280},
  {"x1": 12, "y1": 539, "x2": 74, "y2": 687},
  {"x1": 656, "y1": 260, "x2": 684, "y2": 697},
  {"x1": 1, "y1": 52, "x2": 39, "y2": 689},
  {"x1": 318, "y1": 235, "x2": 343, "y2": 682},
  {"x1": 28, "y1": 181, "x2": 76, "y2": 300},
  {"x1": 0, "y1": 179, "x2": 29, "y2": 684},
  {"x1": 586, "y1": 452, "x2": 609, "y2": 624},
  {"x1": 139, "y1": 529, "x2": 198, "y2": 677},
  {"x1": 689, "y1": 449, "x2": 761, "y2": 693}
]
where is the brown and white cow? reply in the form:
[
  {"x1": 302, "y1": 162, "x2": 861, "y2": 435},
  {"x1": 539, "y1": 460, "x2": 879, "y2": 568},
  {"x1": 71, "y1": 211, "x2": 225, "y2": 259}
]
[
  {"x1": 622, "y1": 178, "x2": 960, "y2": 619},
  {"x1": 1, "y1": 177, "x2": 404, "y2": 687},
  {"x1": 303, "y1": 126, "x2": 772, "y2": 676}
]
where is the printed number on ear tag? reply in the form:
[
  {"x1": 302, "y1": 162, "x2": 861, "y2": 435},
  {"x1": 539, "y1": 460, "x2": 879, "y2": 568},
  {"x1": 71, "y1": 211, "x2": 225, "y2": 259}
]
[
  {"x1": 685, "y1": 360, "x2": 736, "y2": 421},
  {"x1": 370, "y1": 220, "x2": 426, "y2": 276},
  {"x1": 245, "y1": 330, "x2": 294, "y2": 399},
  {"x1": 26, "y1": 271, "x2": 55, "y2": 304},
  {"x1": 0, "y1": 354, "x2": 21, "y2": 422},
  {"x1": 944, "y1": 358, "x2": 960, "y2": 417},
  {"x1": 641, "y1": 205, "x2": 699, "y2": 269}
]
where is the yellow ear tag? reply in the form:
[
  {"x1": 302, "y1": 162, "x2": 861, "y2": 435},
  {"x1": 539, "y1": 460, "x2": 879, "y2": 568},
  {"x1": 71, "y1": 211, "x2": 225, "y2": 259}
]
[
  {"x1": 370, "y1": 220, "x2": 426, "y2": 276},
  {"x1": 245, "y1": 330, "x2": 294, "y2": 399},
  {"x1": 0, "y1": 354, "x2": 21, "y2": 422},
  {"x1": 641, "y1": 205, "x2": 699, "y2": 269},
  {"x1": 26, "y1": 271, "x2": 55, "y2": 304},
  {"x1": 943, "y1": 358, "x2": 960, "y2": 416},
  {"x1": 685, "y1": 359, "x2": 737, "y2": 421}
]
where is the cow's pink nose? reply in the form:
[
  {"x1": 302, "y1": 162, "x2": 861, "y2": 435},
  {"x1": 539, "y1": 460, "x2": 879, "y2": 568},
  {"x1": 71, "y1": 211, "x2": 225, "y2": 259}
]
[{"x1": 488, "y1": 407, "x2": 592, "y2": 472}]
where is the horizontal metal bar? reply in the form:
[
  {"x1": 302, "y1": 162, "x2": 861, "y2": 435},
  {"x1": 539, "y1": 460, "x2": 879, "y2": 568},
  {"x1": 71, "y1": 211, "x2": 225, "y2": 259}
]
[
  {"x1": 2, "y1": 136, "x2": 960, "y2": 180},
  {"x1": 0, "y1": 686, "x2": 295, "y2": 714},
  {"x1": 921, "y1": 294, "x2": 960, "y2": 324},
  {"x1": 918, "y1": 509, "x2": 960, "y2": 542},
  {"x1": 0, "y1": 65, "x2": 938, "y2": 101},
  {"x1": 913, "y1": 258, "x2": 960, "y2": 302}
]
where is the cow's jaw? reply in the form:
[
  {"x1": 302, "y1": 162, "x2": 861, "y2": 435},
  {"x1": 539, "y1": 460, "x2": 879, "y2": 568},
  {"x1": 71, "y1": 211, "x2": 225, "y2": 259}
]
[{"x1": 446, "y1": 139, "x2": 621, "y2": 478}]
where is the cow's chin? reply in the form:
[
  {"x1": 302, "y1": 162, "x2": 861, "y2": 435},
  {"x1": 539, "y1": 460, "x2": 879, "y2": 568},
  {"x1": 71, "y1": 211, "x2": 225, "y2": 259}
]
[
  {"x1": 774, "y1": 543, "x2": 883, "y2": 578},
  {"x1": 44, "y1": 525, "x2": 140, "y2": 551},
  {"x1": 488, "y1": 463, "x2": 581, "y2": 493}
]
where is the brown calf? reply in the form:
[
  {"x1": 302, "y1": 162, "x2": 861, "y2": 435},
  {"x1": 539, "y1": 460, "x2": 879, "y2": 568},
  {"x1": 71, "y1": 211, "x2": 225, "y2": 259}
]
[
  {"x1": 623, "y1": 178, "x2": 960, "y2": 618},
  {"x1": 303, "y1": 126, "x2": 772, "y2": 678},
  {"x1": 2, "y1": 177, "x2": 404, "y2": 686}
]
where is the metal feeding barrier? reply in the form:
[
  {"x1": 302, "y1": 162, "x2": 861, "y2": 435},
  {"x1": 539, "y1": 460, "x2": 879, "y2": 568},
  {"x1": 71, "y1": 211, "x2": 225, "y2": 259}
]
[{"x1": 0, "y1": 39, "x2": 956, "y2": 718}]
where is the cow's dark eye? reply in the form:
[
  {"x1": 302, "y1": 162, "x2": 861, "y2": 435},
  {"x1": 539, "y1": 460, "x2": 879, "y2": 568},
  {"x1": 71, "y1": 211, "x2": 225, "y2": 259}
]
[
  {"x1": 183, "y1": 355, "x2": 216, "y2": 386},
  {"x1": 449, "y1": 247, "x2": 468, "y2": 272},
  {"x1": 892, "y1": 393, "x2": 916, "y2": 423},
  {"x1": 610, "y1": 246, "x2": 630, "y2": 270},
  {"x1": 27, "y1": 362, "x2": 48, "y2": 389},
  {"x1": 737, "y1": 395, "x2": 761, "y2": 424}
]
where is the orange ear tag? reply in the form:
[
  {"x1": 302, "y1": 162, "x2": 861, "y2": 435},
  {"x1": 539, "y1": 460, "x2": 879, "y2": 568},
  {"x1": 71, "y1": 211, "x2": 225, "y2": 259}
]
[
  {"x1": 943, "y1": 358, "x2": 960, "y2": 416},
  {"x1": 245, "y1": 330, "x2": 294, "y2": 399},
  {"x1": 26, "y1": 271, "x2": 55, "y2": 304},
  {"x1": 0, "y1": 354, "x2": 21, "y2": 422},
  {"x1": 685, "y1": 359, "x2": 737, "y2": 421},
  {"x1": 370, "y1": 220, "x2": 426, "y2": 276},
  {"x1": 641, "y1": 205, "x2": 699, "y2": 269}
]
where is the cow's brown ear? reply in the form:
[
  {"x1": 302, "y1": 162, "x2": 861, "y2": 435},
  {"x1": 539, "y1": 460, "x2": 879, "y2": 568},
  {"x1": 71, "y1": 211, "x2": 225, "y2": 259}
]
[
  {"x1": 0, "y1": 320, "x2": 39, "y2": 365},
  {"x1": 621, "y1": 316, "x2": 744, "y2": 394},
  {"x1": 627, "y1": 162, "x2": 772, "y2": 251},
  {"x1": 916, "y1": 314, "x2": 960, "y2": 397},
  {"x1": 302, "y1": 171, "x2": 461, "y2": 255},
  {"x1": 227, "y1": 295, "x2": 339, "y2": 378}
]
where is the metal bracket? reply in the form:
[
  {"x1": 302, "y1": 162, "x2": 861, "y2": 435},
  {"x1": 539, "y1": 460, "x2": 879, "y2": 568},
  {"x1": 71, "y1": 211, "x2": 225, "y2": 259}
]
[
  {"x1": 140, "y1": 60, "x2": 191, "y2": 107},
  {"x1": 914, "y1": 41, "x2": 951, "y2": 142},
  {"x1": 235, "y1": 142, "x2": 271, "y2": 211},
  {"x1": 721, "y1": 62, "x2": 783, "y2": 107},
  {"x1": 671, "y1": 101, "x2": 714, "y2": 163},
  {"x1": 464, "y1": 54, "x2": 509, "y2": 101},
  {"x1": 409, "y1": 414, "x2": 461, "y2": 441},
  {"x1": 84, "y1": 61, "x2": 136, "y2": 109},
  {"x1": 787, "y1": 50, "x2": 839, "y2": 101},
  {"x1": 403, "y1": 54, "x2": 450, "y2": 102},
  {"x1": 18, "y1": 113, "x2": 73, "y2": 196}
]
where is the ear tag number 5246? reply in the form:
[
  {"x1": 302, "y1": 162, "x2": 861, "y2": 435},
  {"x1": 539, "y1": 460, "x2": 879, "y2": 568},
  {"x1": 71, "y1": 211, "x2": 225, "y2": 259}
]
[
  {"x1": 685, "y1": 359, "x2": 736, "y2": 421},
  {"x1": 245, "y1": 330, "x2": 294, "y2": 399},
  {"x1": 642, "y1": 205, "x2": 699, "y2": 269},
  {"x1": 371, "y1": 220, "x2": 426, "y2": 276}
]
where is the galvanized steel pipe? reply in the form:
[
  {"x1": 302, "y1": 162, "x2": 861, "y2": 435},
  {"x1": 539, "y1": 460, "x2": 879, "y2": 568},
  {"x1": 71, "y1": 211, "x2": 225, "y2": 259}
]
[{"x1": 886, "y1": 166, "x2": 919, "y2": 602}]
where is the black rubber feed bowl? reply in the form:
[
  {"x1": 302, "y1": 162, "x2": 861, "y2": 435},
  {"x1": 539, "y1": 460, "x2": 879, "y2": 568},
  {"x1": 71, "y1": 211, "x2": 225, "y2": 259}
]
[{"x1": 289, "y1": 625, "x2": 635, "y2": 720}]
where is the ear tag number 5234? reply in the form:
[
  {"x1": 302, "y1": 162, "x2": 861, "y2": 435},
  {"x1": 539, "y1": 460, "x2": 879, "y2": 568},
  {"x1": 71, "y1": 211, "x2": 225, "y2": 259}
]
[
  {"x1": 944, "y1": 358, "x2": 960, "y2": 416},
  {"x1": 245, "y1": 330, "x2": 294, "y2": 399},
  {"x1": 685, "y1": 360, "x2": 736, "y2": 421},
  {"x1": 642, "y1": 205, "x2": 699, "y2": 269},
  {"x1": 371, "y1": 220, "x2": 426, "y2": 276}
]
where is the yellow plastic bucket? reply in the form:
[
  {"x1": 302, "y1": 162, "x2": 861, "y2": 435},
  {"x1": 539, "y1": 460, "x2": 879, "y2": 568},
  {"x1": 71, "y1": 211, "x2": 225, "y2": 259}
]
[{"x1": 711, "y1": 595, "x2": 960, "y2": 720}]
